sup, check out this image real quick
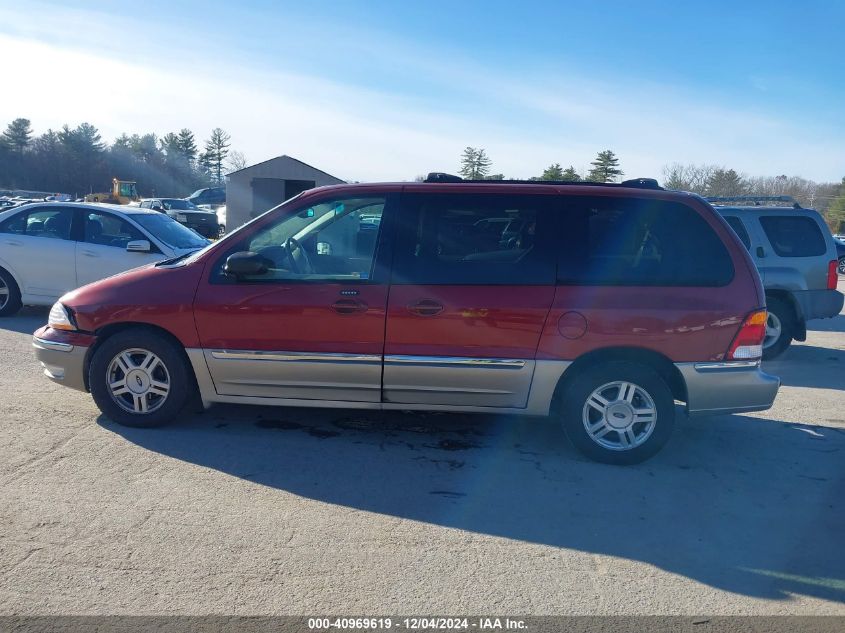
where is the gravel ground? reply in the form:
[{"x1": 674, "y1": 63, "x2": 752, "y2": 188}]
[{"x1": 0, "y1": 285, "x2": 843, "y2": 615}]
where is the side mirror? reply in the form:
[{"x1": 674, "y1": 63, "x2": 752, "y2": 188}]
[
  {"x1": 126, "y1": 240, "x2": 151, "y2": 253},
  {"x1": 152, "y1": 205, "x2": 163, "y2": 212},
  {"x1": 224, "y1": 251, "x2": 269, "y2": 277}
]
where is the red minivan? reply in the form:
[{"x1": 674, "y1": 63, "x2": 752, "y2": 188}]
[{"x1": 33, "y1": 176, "x2": 779, "y2": 464}]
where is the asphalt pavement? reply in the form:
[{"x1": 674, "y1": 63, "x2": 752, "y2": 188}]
[{"x1": 0, "y1": 284, "x2": 843, "y2": 615}]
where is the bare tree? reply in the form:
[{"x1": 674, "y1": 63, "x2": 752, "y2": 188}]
[{"x1": 225, "y1": 150, "x2": 247, "y2": 174}]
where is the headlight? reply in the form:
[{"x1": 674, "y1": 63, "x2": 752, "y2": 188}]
[{"x1": 48, "y1": 302, "x2": 76, "y2": 331}]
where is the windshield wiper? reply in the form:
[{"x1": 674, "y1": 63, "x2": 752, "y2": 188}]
[{"x1": 155, "y1": 252, "x2": 193, "y2": 266}]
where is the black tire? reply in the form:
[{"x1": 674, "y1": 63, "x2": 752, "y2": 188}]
[
  {"x1": 559, "y1": 361, "x2": 675, "y2": 465},
  {"x1": 89, "y1": 329, "x2": 192, "y2": 428},
  {"x1": 0, "y1": 267, "x2": 22, "y2": 317},
  {"x1": 838, "y1": 257, "x2": 845, "y2": 276},
  {"x1": 762, "y1": 296, "x2": 794, "y2": 360}
]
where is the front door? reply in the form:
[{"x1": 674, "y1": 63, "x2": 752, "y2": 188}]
[
  {"x1": 76, "y1": 209, "x2": 163, "y2": 286},
  {"x1": 194, "y1": 193, "x2": 395, "y2": 402},
  {"x1": 383, "y1": 191, "x2": 558, "y2": 408}
]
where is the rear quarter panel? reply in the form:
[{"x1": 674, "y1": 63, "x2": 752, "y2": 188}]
[{"x1": 537, "y1": 194, "x2": 762, "y2": 363}]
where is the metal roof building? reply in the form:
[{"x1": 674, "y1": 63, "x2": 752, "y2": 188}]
[{"x1": 226, "y1": 155, "x2": 345, "y2": 229}]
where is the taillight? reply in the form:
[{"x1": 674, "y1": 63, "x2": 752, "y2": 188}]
[
  {"x1": 828, "y1": 260, "x2": 838, "y2": 290},
  {"x1": 727, "y1": 309, "x2": 767, "y2": 360}
]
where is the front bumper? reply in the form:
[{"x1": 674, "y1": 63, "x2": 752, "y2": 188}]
[
  {"x1": 32, "y1": 327, "x2": 91, "y2": 392},
  {"x1": 677, "y1": 361, "x2": 779, "y2": 416},
  {"x1": 792, "y1": 289, "x2": 844, "y2": 321}
]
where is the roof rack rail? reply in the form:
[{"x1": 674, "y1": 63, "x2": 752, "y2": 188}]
[
  {"x1": 706, "y1": 195, "x2": 802, "y2": 208},
  {"x1": 422, "y1": 173, "x2": 663, "y2": 190}
]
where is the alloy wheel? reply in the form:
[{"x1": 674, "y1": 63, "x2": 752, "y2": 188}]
[
  {"x1": 0, "y1": 277, "x2": 8, "y2": 310},
  {"x1": 763, "y1": 313, "x2": 782, "y2": 349},
  {"x1": 106, "y1": 348, "x2": 171, "y2": 414},
  {"x1": 582, "y1": 381, "x2": 657, "y2": 451}
]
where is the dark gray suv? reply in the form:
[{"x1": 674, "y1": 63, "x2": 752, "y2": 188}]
[{"x1": 713, "y1": 199, "x2": 843, "y2": 358}]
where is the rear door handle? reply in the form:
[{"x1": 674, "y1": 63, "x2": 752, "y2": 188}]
[
  {"x1": 408, "y1": 299, "x2": 444, "y2": 317},
  {"x1": 756, "y1": 246, "x2": 766, "y2": 258},
  {"x1": 81, "y1": 250, "x2": 99, "y2": 257},
  {"x1": 331, "y1": 299, "x2": 368, "y2": 314},
  {"x1": 3, "y1": 239, "x2": 22, "y2": 246}
]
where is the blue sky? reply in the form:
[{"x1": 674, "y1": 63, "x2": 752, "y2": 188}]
[{"x1": 1, "y1": 0, "x2": 843, "y2": 182}]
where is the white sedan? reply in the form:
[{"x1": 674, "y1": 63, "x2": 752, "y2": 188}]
[{"x1": 0, "y1": 202, "x2": 210, "y2": 316}]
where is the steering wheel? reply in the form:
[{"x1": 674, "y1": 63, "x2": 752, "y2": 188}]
[{"x1": 284, "y1": 236, "x2": 313, "y2": 274}]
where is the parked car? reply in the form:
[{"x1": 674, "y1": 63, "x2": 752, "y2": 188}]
[
  {"x1": 186, "y1": 187, "x2": 225, "y2": 207},
  {"x1": 835, "y1": 237, "x2": 845, "y2": 275},
  {"x1": 33, "y1": 176, "x2": 779, "y2": 464},
  {"x1": 198, "y1": 203, "x2": 226, "y2": 236},
  {"x1": 139, "y1": 198, "x2": 219, "y2": 239},
  {"x1": 0, "y1": 201, "x2": 209, "y2": 317},
  {"x1": 714, "y1": 204, "x2": 843, "y2": 358}
]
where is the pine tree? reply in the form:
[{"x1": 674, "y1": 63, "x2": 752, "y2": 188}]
[
  {"x1": 705, "y1": 168, "x2": 746, "y2": 197},
  {"x1": 1, "y1": 118, "x2": 32, "y2": 153},
  {"x1": 204, "y1": 128, "x2": 231, "y2": 184},
  {"x1": 176, "y1": 128, "x2": 198, "y2": 163},
  {"x1": 459, "y1": 147, "x2": 478, "y2": 179},
  {"x1": 587, "y1": 150, "x2": 623, "y2": 182},
  {"x1": 540, "y1": 163, "x2": 564, "y2": 180},
  {"x1": 561, "y1": 165, "x2": 581, "y2": 181},
  {"x1": 459, "y1": 146, "x2": 492, "y2": 179}
]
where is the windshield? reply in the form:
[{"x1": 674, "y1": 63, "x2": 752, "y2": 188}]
[
  {"x1": 162, "y1": 199, "x2": 199, "y2": 211},
  {"x1": 132, "y1": 213, "x2": 209, "y2": 250}
]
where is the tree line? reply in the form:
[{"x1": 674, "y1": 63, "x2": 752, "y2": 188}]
[
  {"x1": 458, "y1": 147, "x2": 845, "y2": 231},
  {"x1": 0, "y1": 118, "x2": 245, "y2": 198}
]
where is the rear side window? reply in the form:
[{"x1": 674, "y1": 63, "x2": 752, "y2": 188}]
[
  {"x1": 723, "y1": 216, "x2": 751, "y2": 250},
  {"x1": 759, "y1": 216, "x2": 826, "y2": 257},
  {"x1": 558, "y1": 197, "x2": 734, "y2": 287},
  {"x1": 393, "y1": 193, "x2": 556, "y2": 285},
  {"x1": 0, "y1": 207, "x2": 74, "y2": 240}
]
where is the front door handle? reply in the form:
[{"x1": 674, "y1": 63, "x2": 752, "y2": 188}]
[
  {"x1": 3, "y1": 239, "x2": 22, "y2": 247},
  {"x1": 81, "y1": 250, "x2": 99, "y2": 257},
  {"x1": 331, "y1": 299, "x2": 368, "y2": 314},
  {"x1": 408, "y1": 299, "x2": 444, "y2": 317}
]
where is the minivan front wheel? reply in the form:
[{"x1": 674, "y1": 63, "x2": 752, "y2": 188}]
[
  {"x1": 560, "y1": 362, "x2": 675, "y2": 465},
  {"x1": 89, "y1": 329, "x2": 191, "y2": 427}
]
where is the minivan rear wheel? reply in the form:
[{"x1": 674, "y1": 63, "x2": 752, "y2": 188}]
[
  {"x1": 89, "y1": 329, "x2": 192, "y2": 427},
  {"x1": 762, "y1": 297, "x2": 793, "y2": 360},
  {"x1": 560, "y1": 361, "x2": 675, "y2": 465}
]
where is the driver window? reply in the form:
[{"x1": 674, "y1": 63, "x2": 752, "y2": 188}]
[
  {"x1": 238, "y1": 196, "x2": 386, "y2": 281},
  {"x1": 83, "y1": 212, "x2": 145, "y2": 248}
]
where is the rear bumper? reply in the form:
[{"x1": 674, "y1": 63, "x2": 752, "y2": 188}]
[
  {"x1": 676, "y1": 361, "x2": 779, "y2": 416},
  {"x1": 792, "y1": 289, "x2": 844, "y2": 321},
  {"x1": 32, "y1": 328, "x2": 91, "y2": 392}
]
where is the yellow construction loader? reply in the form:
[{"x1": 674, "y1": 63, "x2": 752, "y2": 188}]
[{"x1": 84, "y1": 179, "x2": 140, "y2": 204}]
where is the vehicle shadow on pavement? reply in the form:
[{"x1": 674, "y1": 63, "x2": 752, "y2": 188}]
[
  {"x1": 0, "y1": 306, "x2": 48, "y2": 335},
  {"x1": 806, "y1": 314, "x2": 845, "y2": 333},
  {"x1": 101, "y1": 406, "x2": 845, "y2": 604},
  {"x1": 765, "y1": 345, "x2": 845, "y2": 391}
]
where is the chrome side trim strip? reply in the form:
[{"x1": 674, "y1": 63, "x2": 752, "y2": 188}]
[
  {"x1": 693, "y1": 360, "x2": 760, "y2": 371},
  {"x1": 384, "y1": 355, "x2": 526, "y2": 369},
  {"x1": 32, "y1": 337, "x2": 74, "y2": 353},
  {"x1": 210, "y1": 350, "x2": 381, "y2": 364},
  {"x1": 382, "y1": 384, "x2": 513, "y2": 395}
]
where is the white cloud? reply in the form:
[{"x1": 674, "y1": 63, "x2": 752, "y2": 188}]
[{"x1": 0, "y1": 3, "x2": 842, "y2": 183}]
